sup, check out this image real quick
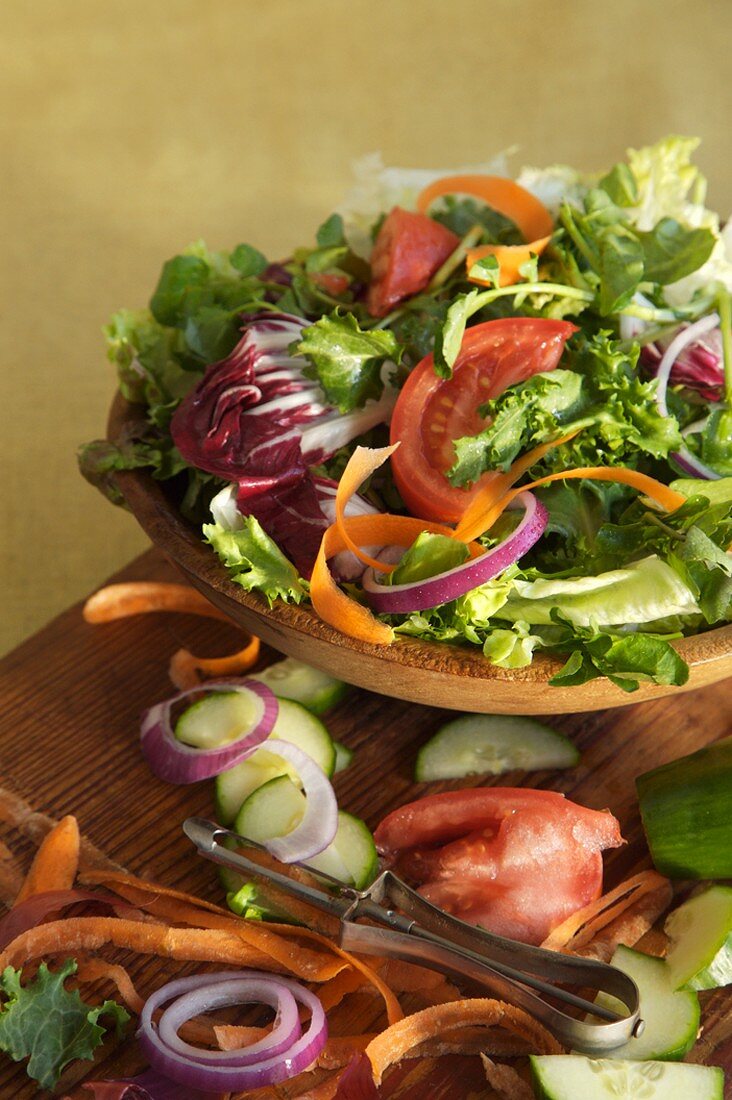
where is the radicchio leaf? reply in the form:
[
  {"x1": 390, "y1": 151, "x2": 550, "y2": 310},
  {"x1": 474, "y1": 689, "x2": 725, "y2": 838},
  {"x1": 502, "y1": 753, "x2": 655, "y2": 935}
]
[
  {"x1": 641, "y1": 324, "x2": 724, "y2": 401},
  {"x1": 171, "y1": 313, "x2": 395, "y2": 575}
]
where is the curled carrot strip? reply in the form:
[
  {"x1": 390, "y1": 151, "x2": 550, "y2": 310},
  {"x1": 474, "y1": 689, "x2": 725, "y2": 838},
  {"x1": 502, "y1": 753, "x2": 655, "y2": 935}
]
[
  {"x1": 335, "y1": 443, "x2": 401, "y2": 572},
  {"x1": 14, "y1": 816, "x2": 80, "y2": 905},
  {"x1": 415, "y1": 175, "x2": 555, "y2": 290},
  {"x1": 466, "y1": 236, "x2": 552, "y2": 288},
  {"x1": 0, "y1": 917, "x2": 276, "y2": 972},
  {"x1": 364, "y1": 998, "x2": 562, "y2": 1085},
  {"x1": 416, "y1": 176, "x2": 554, "y2": 242},
  {"x1": 455, "y1": 464, "x2": 686, "y2": 544},
  {"x1": 168, "y1": 634, "x2": 261, "y2": 689},
  {"x1": 540, "y1": 870, "x2": 671, "y2": 954},
  {"x1": 83, "y1": 582, "x2": 229, "y2": 623}
]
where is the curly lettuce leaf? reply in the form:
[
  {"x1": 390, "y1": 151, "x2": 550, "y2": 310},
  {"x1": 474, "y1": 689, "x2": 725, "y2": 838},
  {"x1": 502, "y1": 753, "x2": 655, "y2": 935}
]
[
  {"x1": 0, "y1": 960, "x2": 128, "y2": 1090},
  {"x1": 449, "y1": 333, "x2": 682, "y2": 487},
  {"x1": 204, "y1": 517, "x2": 306, "y2": 605}
]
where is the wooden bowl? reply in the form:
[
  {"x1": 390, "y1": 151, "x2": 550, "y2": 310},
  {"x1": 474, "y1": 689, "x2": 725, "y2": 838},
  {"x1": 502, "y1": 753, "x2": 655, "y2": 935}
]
[{"x1": 108, "y1": 395, "x2": 732, "y2": 714}]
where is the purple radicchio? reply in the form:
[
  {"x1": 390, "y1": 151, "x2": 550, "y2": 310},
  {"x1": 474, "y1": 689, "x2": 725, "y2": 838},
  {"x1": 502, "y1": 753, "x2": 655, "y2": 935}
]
[
  {"x1": 172, "y1": 313, "x2": 396, "y2": 575},
  {"x1": 210, "y1": 477, "x2": 385, "y2": 582},
  {"x1": 641, "y1": 323, "x2": 724, "y2": 401}
]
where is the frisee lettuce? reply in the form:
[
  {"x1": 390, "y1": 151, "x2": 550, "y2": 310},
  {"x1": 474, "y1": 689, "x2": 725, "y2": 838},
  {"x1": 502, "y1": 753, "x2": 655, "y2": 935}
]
[{"x1": 204, "y1": 517, "x2": 306, "y2": 605}]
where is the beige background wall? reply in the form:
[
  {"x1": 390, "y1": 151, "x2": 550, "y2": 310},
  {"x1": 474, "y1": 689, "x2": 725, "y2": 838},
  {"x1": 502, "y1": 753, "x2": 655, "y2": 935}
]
[{"x1": 1, "y1": 0, "x2": 730, "y2": 655}]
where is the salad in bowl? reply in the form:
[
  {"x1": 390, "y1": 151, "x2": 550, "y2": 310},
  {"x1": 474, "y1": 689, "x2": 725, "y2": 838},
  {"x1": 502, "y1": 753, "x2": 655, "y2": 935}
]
[{"x1": 82, "y1": 137, "x2": 732, "y2": 694}]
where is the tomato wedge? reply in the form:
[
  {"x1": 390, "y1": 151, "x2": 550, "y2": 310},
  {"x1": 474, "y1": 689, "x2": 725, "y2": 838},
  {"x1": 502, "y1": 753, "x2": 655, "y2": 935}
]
[
  {"x1": 367, "y1": 208, "x2": 459, "y2": 318},
  {"x1": 389, "y1": 317, "x2": 577, "y2": 522},
  {"x1": 374, "y1": 788, "x2": 623, "y2": 946}
]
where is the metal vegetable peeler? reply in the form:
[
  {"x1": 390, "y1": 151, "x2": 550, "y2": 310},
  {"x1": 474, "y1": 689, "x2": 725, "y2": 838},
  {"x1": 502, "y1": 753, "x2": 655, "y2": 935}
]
[{"x1": 183, "y1": 817, "x2": 643, "y2": 1055}]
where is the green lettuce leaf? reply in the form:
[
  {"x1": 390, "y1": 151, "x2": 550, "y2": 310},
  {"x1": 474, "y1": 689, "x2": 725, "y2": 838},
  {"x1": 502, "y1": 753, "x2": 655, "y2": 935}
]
[
  {"x1": 0, "y1": 960, "x2": 128, "y2": 1090},
  {"x1": 204, "y1": 518, "x2": 306, "y2": 605},
  {"x1": 550, "y1": 627, "x2": 689, "y2": 693},
  {"x1": 670, "y1": 476, "x2": 732, "y2": 505},
  {"x1": 498, "y1": 556, "x2": 699, "y2": 628},
  {"x1": 294, "y1": 312, "x2": 401, "y2": 412},
  {"x1": 390, "y1": 532, "x2": 469, "y2": 585}
]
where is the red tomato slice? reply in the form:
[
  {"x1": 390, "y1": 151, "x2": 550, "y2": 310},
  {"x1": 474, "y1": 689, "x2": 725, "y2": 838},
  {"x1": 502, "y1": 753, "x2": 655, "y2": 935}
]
[
  {"x1": 374, "y1": 788, "x2": 623, "y2": 945},
  {"x1": 367, "y1": 207, "x2": 459, "y2": 318},
  {"x1": 389, "y1": 317, "x2": 577, "y2": 523}
]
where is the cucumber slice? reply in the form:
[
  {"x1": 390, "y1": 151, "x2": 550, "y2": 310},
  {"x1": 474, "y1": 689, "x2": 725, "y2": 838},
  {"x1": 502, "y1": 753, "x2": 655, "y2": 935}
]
[
  {"x1": 234, "y1": 775, "x2": 378, "y2": 889},
  {"x1": 174, "y1": 690, "x2": 261, "y2": 750},
  {"x1": 250, "y1": 658, "x2": 349, "y2": 715},
  {"x1": 590, "y1": 946, "x2": 699, "y2": 1061},
  {"x1": 637, "y1": 736, "x2": 732, "y2": 879},
  {"x1": 665, "y1": 886, "x2": 732, "y2": 991},
  {"x1": 530, "y1": 1056, "x2": 723, "y2": 1099},
  {"x1": 333, "y1": 741, "x2": 354, "y2": 774},
  {"x1": 211, "y1": 698, "x2": 336, "y2": 825},
  {"x1": 414, "y1": 714, "x2": 579, "y2": 782}
]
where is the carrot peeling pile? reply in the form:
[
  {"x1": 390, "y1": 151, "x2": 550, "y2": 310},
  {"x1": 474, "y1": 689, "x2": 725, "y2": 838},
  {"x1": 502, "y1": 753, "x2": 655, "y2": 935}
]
[
  {"x1": 0, "y1": 808, "x2": 686, "y2": 1096},
  {"x1": 83, "y1": 580, "x2": 261, "y2": 687}
]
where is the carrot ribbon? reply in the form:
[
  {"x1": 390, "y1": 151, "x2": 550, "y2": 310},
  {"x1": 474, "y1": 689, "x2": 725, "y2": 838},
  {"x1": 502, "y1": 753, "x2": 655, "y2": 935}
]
[{"x1": 415, "y1": 175, "x2": 554, "y2": 287}]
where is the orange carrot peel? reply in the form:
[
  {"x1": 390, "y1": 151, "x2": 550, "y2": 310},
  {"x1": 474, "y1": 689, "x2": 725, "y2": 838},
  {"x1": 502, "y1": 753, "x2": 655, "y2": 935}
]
[
  {"x1": 14, "y1": 815, "x2": 80, "y2": 905},
  {"x1": 168, "y1": 634, "x2": 261, "y2": 689},
  {"x1": 415, "y1": 175, "x2": 554, "y2": 287},
  {"x1": 312, "y1": 447, "x2": 484, "y2": 646},
  {"x1": 83, "y1": 582, "x2": 229, "y2": 623}
]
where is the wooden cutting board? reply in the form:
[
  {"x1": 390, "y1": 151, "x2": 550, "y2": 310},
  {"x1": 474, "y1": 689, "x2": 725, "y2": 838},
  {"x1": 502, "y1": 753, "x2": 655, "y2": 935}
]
[{"x1": 0, "y1": 547, "x2": 731, "y2": 1098}]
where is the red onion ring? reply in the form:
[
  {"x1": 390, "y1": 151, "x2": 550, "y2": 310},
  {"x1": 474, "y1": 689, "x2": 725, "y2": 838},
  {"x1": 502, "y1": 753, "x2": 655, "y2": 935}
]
[
  {"x1": 361, "y1": 492, "x2": 548, "y2": 614},
  {"x1": 653, "y1": 312, "x2": 721, "y2": 481},
  {"x1": 137, "y1": 970, "x2": 327, "y2": 1092},
  {"x1": 140, "y1": 680, "x2": 278, "y2": 784},
  {"x1": 258, "y1": 738, "x2": 339, "y2": 860}
]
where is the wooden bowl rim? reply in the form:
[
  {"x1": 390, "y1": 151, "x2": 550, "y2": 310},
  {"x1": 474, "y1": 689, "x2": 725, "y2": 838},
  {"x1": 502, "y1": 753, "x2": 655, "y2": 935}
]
[{"x1": 107, "y1": 393, "x2": 732, "y2": 706}]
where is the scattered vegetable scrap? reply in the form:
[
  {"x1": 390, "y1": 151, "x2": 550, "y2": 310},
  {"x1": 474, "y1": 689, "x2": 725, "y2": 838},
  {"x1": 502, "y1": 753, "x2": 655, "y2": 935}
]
[{"x1": 84, "y1": 582, "x2": 260, "y2": 689}]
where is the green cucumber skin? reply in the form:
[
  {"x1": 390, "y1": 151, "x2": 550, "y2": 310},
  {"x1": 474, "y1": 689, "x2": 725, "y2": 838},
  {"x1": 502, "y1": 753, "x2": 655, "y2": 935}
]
[
  {"x1": 414, "y1": 714, "x2": 579, "y2": 783},
  {"x1": 592, "y1": 946, "x2": 699, "y2": 1062},
  {"x1": 530, "y1": 1056, "x2": 724, "y2": 1099},
  {"x1": 251, "y1": 658, "x2": 349, "y2": 715},
  {"x1": 637, "y1": 736, "x2": 732, "y2": 880},
  {"x1": 665, "y1": 887, "x2": 732, "y2": 992}
]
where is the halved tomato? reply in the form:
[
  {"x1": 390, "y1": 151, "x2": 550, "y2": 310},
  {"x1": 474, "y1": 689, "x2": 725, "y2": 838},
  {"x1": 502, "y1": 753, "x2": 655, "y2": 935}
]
[
  {"x1": 374, "y1": 788, "x2": 623, "y2": 946},
  {"x1": 367, "y1": 207, "x2": 459, "y2": 318},
  {"x1": 389, "y1": 317, "x2": 577, "y2": 522}
]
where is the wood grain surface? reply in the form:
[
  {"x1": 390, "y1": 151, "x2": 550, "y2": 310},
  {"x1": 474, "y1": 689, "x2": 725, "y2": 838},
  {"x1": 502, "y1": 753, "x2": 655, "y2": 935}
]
[{"x1": 0, "y1": 547, "x2": 731, "y2": 1097}]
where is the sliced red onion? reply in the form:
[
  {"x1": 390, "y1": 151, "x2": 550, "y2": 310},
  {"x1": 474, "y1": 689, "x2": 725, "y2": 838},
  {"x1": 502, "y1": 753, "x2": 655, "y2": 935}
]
[
  {"x1": 140, "y1": 680, "x2": 278, "y2": 785},
  {"x1": 655, "y1": 313, "x2": 720, "y2": 418},
  {"x1": 653, "y1": 312, "x2": 721, "y2": 481},
  {"x1": 362, "y1": 492, "x2": 548, "y2": 615},
  {"x1": 157, "y1": 978, "x2": 300, "y2": 1064},
  {"x1": 137, "y1": 970, "x2": 327, "y2": 1093},
  {"x1": 260, "y1": 738, "x2": 338, "y2": 861}
]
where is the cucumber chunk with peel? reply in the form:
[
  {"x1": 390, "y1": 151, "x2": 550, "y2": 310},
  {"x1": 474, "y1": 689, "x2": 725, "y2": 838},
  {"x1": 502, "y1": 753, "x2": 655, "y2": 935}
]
[
  {"x1": 530, "y1": 1055, "x2": 723, "y2": 1099},
  {"x1": 665, "y1": 886, "x2": 732, "y2": 991},
  {"x1": 211, "y1": 698, "x2": 335, "y2": 824},
  {"x1": 637, "y1": 736, "x2": 732, "y2": 879},
  {"x1": 250, "y1": 658, "x2": 348, "y2": 715},
  {"x1": 234, "y1": 775, "x2": 378, "y2": 889},
  {"x1": 590, "y1": 946, "x2": 699, "y2": 1061},
  {"x1": 415, "y1": 714, "x2": 579, "y2": 782},
  {"x1": 333, "y1": 741, "x2": 354, "y2": 773}
]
